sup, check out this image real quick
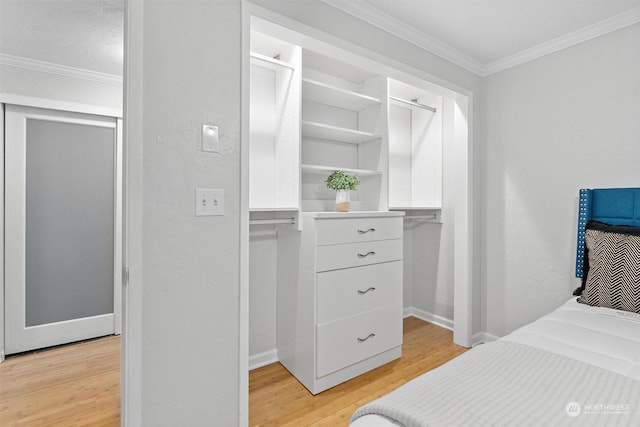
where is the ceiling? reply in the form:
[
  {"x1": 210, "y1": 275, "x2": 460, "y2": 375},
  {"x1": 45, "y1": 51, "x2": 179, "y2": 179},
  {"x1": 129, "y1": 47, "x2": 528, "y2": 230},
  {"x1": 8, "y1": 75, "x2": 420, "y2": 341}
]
[
  {"x1": 321, "y1": 0, "x2": 640, "y2": 75},
  {"x1": 1, "y1": 1, "x2": 640, "y2": 78}
]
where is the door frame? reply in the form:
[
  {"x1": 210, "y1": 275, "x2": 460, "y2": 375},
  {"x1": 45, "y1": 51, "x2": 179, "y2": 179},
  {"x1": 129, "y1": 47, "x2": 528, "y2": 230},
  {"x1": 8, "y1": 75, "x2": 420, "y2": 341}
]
[
  {"x1": 1, "y1": 102, "x2": 4, "y2": 362},
  {"x1": 0, "y1": 96, "x2": 123, "y2": 361}
]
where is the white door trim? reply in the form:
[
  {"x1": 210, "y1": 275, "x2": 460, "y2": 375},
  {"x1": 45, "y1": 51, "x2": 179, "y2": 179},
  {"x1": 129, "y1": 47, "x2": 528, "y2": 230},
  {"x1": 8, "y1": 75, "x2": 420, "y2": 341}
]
[
  {"x1": 239, "y1": 2, "x2": 251, "y2": 425},
  {"x1": 0, "y1": 103, "x2": 5, "y2": 362},
  {"x1": 0, "y1": 92, "x2": 122, "y2": 119},
  {"x1": 115, "y1": 118, "x2": 124, "y2": 336},
  {"x1": 452, "y1": 94, "x2": 473, "y2": 347}
]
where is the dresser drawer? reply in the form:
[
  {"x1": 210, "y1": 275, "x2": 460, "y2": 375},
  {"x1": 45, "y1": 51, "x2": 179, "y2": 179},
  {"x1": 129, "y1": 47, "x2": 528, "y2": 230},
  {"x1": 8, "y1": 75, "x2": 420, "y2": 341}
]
[
  {"x1": 316, "y1": 304, "x2": 402, "y2": 378},
  {"x1": 316, "y1": 261, "x2": 402, "y2": 324},
  {"x1": 316, "y1": 239, "x2": 402, "y2": 272},
  {"x1": 316, "y1": 217, "x2": 403, "y2": 246}
]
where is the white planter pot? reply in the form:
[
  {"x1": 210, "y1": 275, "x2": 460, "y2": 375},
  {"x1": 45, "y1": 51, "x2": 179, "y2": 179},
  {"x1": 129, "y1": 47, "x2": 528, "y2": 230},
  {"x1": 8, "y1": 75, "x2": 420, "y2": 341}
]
[{"x1": 335, "y1": 190, "x2": 351, "y2": 212}]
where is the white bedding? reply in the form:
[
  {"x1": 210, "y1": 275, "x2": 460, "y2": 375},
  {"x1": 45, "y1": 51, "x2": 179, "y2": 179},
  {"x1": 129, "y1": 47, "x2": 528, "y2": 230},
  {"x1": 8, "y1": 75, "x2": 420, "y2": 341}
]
[
  {"x1": 502, "y1": 298, "x2": 640, "y2": 379},
  {"x1": 351, "y1": 298, "x2": 640, "y2": 427}
]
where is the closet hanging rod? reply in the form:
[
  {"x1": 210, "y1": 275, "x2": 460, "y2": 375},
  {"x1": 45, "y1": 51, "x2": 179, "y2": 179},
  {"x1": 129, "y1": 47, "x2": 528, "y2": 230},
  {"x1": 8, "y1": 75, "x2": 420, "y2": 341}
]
[
  {"x1": 404, "y1": 214, "x2": 438, "y2": 221},
  {"x1": 389, "y1": 96, "x2": 437, "y2": 113},
  {"x1": 249, "y1": 217, "x2": 296, "y2": 226},
  {"x1": 249, "y1": 52, "x2": 295, "y2": 70}
]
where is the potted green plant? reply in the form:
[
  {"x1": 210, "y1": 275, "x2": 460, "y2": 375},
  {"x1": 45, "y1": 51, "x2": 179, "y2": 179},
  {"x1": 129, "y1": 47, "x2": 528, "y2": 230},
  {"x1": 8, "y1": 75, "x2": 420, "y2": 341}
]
[{"x1": 325, "y1": 170, "x2": 359, "y2": 212}]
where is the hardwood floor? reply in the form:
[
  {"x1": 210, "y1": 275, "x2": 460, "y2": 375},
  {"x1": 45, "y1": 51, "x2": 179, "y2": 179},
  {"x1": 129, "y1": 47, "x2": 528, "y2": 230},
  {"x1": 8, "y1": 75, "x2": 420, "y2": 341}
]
[
  {"x1": 0, "y1": 317, "x2": 466, "y2": 426},
  {"x1": 249, "y1": 317, "x2": 468, "y2": 426},
  {"x1": 0, "y1": 336, "x2": 120, "y2": 427}
]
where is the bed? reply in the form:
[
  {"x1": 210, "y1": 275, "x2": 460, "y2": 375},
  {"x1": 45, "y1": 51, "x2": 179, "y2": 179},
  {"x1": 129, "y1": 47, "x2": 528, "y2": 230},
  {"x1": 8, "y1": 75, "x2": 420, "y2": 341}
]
[{"x1": 350, "y1": 188, "x2": 640, "y2": 427}]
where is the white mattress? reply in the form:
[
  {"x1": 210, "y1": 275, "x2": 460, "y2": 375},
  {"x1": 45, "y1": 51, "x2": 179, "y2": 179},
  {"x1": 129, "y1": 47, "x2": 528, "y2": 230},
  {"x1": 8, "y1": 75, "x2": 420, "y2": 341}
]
[
  {"x1": 502, "y1": 298, "x2": 640, "y2": 380},
  {"x1": 351, "y1": 298, "x2": 640, "y2": 427}
]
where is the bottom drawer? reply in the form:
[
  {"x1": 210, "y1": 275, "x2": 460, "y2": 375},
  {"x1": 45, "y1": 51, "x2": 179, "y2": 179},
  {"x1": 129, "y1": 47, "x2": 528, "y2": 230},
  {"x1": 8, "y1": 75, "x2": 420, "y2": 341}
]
[{"x1": 316, "y1": 304, "x2": 402, "y2": 378}]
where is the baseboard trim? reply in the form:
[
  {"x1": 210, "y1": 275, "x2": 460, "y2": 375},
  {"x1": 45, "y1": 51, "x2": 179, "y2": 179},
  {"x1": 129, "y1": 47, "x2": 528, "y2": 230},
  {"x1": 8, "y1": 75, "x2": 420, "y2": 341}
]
[
  {"x1": 471, "y1": 331, "x2": 500, "y2": 346},
  {"x1": 471, "y1": 332, "x2": 484, "y2": 347},
  {"x1": 403, "y1": 307, "x2": 501, "y2": 346},
  {"x1": 249, "y1": 349, "x2": 278, "y2": 371},
  {"x1": 403, "y1": 306, "x2": 454, "y2": 331}
]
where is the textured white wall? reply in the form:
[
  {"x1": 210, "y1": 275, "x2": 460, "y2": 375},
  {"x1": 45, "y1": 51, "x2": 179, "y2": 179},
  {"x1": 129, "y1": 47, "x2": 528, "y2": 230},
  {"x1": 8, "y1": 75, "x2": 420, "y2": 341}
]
[
  {"x1": 126, "y1": 0, "x2": 242, "y2": 424},
  {"x1": 482, "y1": 23, "x2": 640, "y2": 337}
]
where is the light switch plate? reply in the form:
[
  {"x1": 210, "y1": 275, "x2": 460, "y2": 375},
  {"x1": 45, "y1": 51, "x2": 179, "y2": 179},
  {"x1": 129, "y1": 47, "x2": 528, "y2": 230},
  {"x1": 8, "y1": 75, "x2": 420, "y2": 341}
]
[
  {"x1": 201, "y1": 125, "x2": 219, "y2": 152},
  {"x1": 195, "y1": 188, "x2": 224, "y2": 216}
]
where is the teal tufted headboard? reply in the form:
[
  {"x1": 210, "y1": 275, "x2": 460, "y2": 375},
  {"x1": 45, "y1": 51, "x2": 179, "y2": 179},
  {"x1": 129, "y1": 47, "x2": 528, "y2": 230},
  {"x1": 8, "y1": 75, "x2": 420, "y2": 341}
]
[{"x1": 575, "y1": 187, "x2": 640, "y2": 278}]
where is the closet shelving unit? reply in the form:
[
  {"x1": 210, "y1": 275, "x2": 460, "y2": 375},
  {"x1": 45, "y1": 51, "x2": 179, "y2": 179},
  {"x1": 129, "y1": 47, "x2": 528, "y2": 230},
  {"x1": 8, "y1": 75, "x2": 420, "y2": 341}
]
[
  {"x1": 300, "y1": 50, "x2": 387, "y2": 212},
  {"x1": 248, "y1": 36, "x2": 446, "y2": 222}
]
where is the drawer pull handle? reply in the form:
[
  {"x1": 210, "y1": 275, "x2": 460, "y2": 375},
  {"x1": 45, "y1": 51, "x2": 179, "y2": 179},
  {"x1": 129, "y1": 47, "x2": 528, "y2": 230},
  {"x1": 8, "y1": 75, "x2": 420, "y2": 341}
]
[
  {"x1": 357, "y1": 333, "x2": 376, "y2": 343},
  {"x1": 357, "y1": 228, "x2": 376, "y2": 234},
  {"x1": 357, "y1": 251, "x2": 376, "y2": 258},
  {"x1": 357, "y1": 287, "x2": 376, "y2": 295}
]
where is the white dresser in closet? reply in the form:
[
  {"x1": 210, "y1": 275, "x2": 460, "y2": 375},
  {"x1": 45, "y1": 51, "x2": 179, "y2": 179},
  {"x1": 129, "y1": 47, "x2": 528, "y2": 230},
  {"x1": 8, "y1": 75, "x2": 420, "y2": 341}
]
[{"x1": 277, "y1": 211, "x2": 404, "y2": 394}]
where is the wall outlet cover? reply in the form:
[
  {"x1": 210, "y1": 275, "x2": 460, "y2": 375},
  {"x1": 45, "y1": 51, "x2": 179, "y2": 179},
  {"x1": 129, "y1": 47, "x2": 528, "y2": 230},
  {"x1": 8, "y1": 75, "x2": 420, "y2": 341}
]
[{"x1": 195, "y1": 188, "x2": 224, "y2": 216}]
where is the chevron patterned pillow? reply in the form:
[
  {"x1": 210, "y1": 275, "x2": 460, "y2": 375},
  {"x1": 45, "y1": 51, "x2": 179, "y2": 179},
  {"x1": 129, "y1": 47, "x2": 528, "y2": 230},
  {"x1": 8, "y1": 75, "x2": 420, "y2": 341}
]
[{"x1": 578, "y1": 222, "x2": 640, "y2": 313}]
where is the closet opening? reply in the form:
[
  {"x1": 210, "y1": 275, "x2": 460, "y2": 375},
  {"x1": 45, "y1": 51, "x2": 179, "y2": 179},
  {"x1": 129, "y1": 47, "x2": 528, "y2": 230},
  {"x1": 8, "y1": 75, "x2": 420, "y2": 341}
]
[{"x1": 242, "y1": 8, "x2": 472, "y2": 412}]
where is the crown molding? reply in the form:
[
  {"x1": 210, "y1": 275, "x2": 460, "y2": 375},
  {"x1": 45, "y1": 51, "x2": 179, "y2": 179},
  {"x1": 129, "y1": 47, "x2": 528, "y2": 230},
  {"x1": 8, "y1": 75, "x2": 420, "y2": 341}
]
[
  {"x1": 321, "y1": 1, "x2": 640, "y2": 77},
  {"x1": 0, "y1": 53, "x2": 123, "y2": 86},
  {"x1": 484, "y1": 6, "x2": 640, "y2": 75},
  {"x1": 320, "y1": 0, "x2": 485, "y2": 76}
]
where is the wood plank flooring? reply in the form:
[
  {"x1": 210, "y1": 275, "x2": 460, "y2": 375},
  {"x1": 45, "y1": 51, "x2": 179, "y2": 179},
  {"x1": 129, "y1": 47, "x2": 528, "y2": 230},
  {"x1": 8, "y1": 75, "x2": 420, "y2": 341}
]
[
  {"x1": 249, "y1": 317, "x2": 468, "y2": 426},
  {"x1": 0, "y1": 317, "x2": 466, "y2": 426},
  {"x1": 0, "y1": 336, "x2": 121, "y2": 427}
]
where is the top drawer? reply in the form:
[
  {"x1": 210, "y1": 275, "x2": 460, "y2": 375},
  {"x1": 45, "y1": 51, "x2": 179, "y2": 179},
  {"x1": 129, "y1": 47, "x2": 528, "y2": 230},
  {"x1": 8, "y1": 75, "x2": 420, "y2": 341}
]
[{"x1": 316, "y1": 217, "x2": 403, "y2": 246}]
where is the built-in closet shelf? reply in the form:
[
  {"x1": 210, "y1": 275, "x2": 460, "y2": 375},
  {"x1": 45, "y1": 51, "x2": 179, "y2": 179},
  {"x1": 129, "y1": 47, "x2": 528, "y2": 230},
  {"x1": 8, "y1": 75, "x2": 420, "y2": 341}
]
[
  {"x1": 302, "y1": 120, "x2": 380, "y2": 144},
  {"x1": 302, "y1": 78, "x2": 381, "y2": 111},
  {"x1": 301, "y1": 164, "x2": 382, "y2": 177},
  {"x1": 249, "y1": 51, "x2": 295, "y2": 71}
]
